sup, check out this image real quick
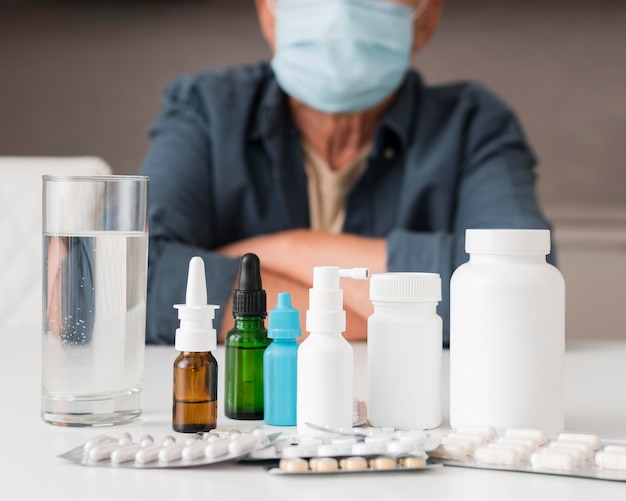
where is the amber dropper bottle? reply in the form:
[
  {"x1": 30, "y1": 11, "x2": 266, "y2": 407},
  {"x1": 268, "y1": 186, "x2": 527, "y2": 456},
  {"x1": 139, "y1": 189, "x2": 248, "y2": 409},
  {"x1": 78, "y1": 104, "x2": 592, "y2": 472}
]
[{"x1": 172, "y1": 256, "x2": 220, "y2": 433}]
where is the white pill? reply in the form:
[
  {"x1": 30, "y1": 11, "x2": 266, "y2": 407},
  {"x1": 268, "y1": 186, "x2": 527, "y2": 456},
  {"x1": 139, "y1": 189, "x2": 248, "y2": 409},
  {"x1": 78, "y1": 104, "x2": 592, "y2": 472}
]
[
  {"x1": 89, "y1": 442, "x2": 125, "y2": 461},
  {"x1": 83, "y1": 434, "x2": 110, "y2": 452},
  {"x1": 549, "y1": 441, "x2": 590, "y2": 461},
  {"x1": 364, "y1": 435, "x2": 390, "y2": 445},
  {"x1": 445, "y1": 433, "x2": 482, "y2": 456},
  {"x1": 111, "y1": 444, "x2": 143, "y2": 464},
  {"x1": 182, "y1": 441, "x2": 210, "y2": 461},
  {"x1": 318, "y1": 443, "x2": 352, "y2": 456},
  {"x1": 557, "y1": 433, "x2": 601, "y2": 451},
  {"x1": 545, "y1": 445, "x2": 583, "y2": 466},
  {"x1": 387, "y1": 440, "x2": 418, "y2": 454},
  {"x1": 205, "y1": 438, "x2": 231, "y2": 459},
  {"x1": 298, "y1": 436, "x2": 323, "y2": 446},
  {"x1": 427, "y1": 442, "x2": 467, "y2": 461},
  {"x1": 603, "y1": 445, "x2": 626, "y2": 454},
  {"x1": 455, "y1": 426, "x2": 497, "y2": 442},
  {"x1": 253, "y1": 428, "x2": 268, "y2": 444},
  {"x1": 229, "y1": 434, "x2": 259, "y2": 455},
  {"x1": 140, "y1": 435, "x2": 154, "y2": 447},
  {"x1": 396, "y1": 430, "x2": 427, "y2": 444},
  {"x1": 442, "y1": 437, "x2": 476, "y2": 455},
  {"x1": 135, "y1": 445, "x2": 166, "y2": 464},
  {"x1": 331, "y1": 436, "x2": 358, "y2": 446},
  {"x1": 474, "y1": 445, "x2": 520, "y2": 467},
  {"x1": 488, "y1": 443, "x2": 529, "y2": 462},
  {"x1": 595, "y1": 451, "x2": 626, "y2": 471},
  {"x1": 531, "y1": 450, "x2": 576, "y2": 471},
  {"x1": 497, "y1": 437, "x2": 539, "y2": 453},
  {"x1": 505, "y1": 429, "x2": 547, "y2": 446},
  {"x1": 159, "y1": 443, "x2": 186, "y2": 463},
  {"x1": 247, "y1": 445, "x2": 277, "y2": 460},
  {"x1": 162, "y1": 435, "x2": 177, "y2": 447},
  {"x1": 447, "y1": 433, "x2": 483, "y2": 447},
  {"x1": 352, "y1": 442, "x2": 386, "y2": 456}
]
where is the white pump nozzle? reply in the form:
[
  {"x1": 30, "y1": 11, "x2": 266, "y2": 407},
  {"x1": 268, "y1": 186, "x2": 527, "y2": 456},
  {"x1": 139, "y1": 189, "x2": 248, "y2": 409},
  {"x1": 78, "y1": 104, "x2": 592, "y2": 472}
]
[
  {"x1": 174, "y1": 257, "x2": 220, "y2": 352},
  {"x1": 306, "y1": 266, "x2": 370, "y2": 334},
  {"x1": 338, "y1": 267, "x2": 370, "y2": 280}
]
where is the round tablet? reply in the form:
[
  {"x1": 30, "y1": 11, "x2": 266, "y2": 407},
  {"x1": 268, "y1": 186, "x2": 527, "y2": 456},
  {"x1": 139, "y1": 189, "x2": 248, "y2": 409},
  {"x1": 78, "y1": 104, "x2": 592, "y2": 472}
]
[
  {"x1": 309, "y1": 457, "x2": 339, "y2": 472},
  {"x1": 398, "y1": 456, "x2": 426, "y2": 469},
  {"x1": 339, "y1": 456, "x2": 368, "y2": 471},
  {"x1": 279, "y1": 458, "x2": 309, "y2": 473},
  {"x1": 369, "y1": 456, "x2": 397, "y2": 470}
]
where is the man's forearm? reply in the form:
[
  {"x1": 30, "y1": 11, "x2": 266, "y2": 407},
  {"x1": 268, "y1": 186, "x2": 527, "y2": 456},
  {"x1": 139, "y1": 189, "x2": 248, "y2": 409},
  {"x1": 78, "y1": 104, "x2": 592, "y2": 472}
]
[{"x1": 216, "y1": 229, "x2": 384, "y2": 338}]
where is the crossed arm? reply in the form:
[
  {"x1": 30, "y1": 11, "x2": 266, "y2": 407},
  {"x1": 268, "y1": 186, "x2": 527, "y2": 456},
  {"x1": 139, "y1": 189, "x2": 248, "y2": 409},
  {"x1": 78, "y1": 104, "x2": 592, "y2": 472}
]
[{"x1": 216, "y1": 229, "x2": 386, "y2": 342}]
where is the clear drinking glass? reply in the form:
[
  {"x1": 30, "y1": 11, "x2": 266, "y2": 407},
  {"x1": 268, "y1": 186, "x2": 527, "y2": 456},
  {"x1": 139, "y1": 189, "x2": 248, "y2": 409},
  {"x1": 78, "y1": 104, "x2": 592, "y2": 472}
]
[{"x1": 41, "y1": 175, "x2": 149, "y2": 426}]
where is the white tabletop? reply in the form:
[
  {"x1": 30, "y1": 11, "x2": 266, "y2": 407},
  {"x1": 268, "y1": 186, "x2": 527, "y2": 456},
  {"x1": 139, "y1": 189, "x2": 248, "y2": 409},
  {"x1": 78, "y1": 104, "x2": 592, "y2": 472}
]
[{"x1": 2, "y1": 331, "x2": 626, "y2": 500}]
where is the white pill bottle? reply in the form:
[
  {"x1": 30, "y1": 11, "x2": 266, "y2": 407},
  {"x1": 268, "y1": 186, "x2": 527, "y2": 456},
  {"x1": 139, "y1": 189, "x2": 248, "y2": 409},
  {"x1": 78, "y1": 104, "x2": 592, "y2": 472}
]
[
  {"x1": 450, "y1": 229, "x2": 565, "y2": 434},
  {"x1": 368, "y1": 273, "x2": 443, "y2": 430}
]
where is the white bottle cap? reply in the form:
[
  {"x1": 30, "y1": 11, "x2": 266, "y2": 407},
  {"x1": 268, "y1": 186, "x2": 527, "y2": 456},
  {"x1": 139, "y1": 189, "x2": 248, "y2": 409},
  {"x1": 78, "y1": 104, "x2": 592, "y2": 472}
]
[
  {"x1": 174, "y1": 256, "x2": 220, "y2": 352},
  {"x1": 369, "y1": 272, "x2": 441, "y2": 303},
  {"x1": 465, "y1": 229, "x2": 551, "y2": 255},
  {"x1": 306, "y1": 266, "x2": 369, "y2": 333}
]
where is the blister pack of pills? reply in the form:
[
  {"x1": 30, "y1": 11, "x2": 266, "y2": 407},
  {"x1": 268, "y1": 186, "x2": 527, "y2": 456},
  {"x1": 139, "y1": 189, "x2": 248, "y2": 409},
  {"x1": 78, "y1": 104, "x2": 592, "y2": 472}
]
[
  {"x1": 258, "y1": 425, "x2": 442, "y2": 475},
  {"x1": 427, "y1": 426, "x2": 626, "y2": 482},
  {"x1": 59, "y1": 428, "x2": 274, "y2": 468},
  {"x1": 269, "y1": 454, "x2": 441, "y2": 475}
]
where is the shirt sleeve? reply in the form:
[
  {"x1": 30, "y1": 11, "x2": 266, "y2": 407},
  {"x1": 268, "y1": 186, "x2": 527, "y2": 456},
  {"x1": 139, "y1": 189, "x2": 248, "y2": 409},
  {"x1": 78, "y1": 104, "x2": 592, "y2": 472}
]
[
  {"x1": 139, "y1": 77, "x2": 239, "y2": 345},
  {"x1": 387, "y1": 84, "x2": 554, "y2": 345}
]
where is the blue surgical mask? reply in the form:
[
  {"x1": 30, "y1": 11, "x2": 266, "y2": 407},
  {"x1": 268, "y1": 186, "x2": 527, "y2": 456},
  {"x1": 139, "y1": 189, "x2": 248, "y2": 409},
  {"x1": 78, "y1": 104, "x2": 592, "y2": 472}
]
[{"x1": 270, "y1": 0, "x2": 414, "y2": 114}]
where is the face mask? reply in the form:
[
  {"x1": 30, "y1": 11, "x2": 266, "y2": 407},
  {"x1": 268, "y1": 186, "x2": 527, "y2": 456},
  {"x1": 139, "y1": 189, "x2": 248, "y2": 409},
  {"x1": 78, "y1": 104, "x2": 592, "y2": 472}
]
[{"x1": 270, "y1": 0, "x2": 414, "y2": 114}]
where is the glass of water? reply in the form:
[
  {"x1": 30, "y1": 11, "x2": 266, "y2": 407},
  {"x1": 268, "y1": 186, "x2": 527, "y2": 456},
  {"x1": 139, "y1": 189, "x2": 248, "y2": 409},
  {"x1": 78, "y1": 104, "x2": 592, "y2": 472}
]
[{"x1": 42, "y1": 175, "x2": 149, "y2": 426}]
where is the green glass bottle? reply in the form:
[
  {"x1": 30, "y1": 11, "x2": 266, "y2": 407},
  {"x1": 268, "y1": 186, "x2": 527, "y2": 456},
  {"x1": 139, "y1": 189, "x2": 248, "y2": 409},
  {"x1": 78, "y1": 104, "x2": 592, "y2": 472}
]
[{"x1": 224, "y1": 253, "x2": 270, "y2": 420}]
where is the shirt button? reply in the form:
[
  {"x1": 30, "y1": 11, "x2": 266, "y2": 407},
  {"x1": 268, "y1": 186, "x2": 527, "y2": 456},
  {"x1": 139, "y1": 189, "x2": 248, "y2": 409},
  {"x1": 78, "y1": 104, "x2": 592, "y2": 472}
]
[{"x1": 383, "y1": 148, "x2": 395, "y2": 160}]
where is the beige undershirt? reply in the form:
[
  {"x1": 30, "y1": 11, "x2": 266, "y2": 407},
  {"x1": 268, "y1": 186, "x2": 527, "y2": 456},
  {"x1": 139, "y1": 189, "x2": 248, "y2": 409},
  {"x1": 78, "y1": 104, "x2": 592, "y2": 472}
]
[{"x1": 302, "y1": 140, "x2": 371, "y2": 233}]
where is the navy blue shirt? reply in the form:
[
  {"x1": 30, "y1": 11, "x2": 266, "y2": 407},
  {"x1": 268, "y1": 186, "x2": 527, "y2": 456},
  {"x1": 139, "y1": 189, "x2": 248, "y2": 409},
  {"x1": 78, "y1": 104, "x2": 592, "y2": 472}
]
[{"x1": 140, "y1": 62, "x2": 553, "y2": 346}]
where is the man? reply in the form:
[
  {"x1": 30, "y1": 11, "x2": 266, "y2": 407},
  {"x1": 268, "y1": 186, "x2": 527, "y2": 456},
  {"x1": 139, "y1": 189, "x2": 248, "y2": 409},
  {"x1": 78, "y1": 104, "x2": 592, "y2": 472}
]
[{"x1": 140, "y1": 0, "x2": 552, "y2": 345}]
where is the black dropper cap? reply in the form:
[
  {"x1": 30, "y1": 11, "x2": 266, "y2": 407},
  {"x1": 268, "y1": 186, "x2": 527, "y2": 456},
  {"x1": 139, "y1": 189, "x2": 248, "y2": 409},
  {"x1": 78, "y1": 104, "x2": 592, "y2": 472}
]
[{"x1": 232, "y1": 253, "x2": 267, "y2": 318}]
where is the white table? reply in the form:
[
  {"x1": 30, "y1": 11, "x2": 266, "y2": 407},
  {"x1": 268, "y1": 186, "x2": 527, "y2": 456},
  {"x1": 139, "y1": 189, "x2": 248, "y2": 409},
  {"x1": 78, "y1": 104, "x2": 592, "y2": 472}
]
[{"x1": 2, "y1": 333, "x2": 626, "y2": 500}]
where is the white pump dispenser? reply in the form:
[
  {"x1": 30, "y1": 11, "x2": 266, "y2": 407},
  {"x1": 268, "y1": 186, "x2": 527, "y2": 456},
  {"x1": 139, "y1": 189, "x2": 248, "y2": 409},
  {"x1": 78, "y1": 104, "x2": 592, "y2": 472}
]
[
  {"x1": 297, "y1": 266, "x2": 369, "y2": 436},
  {"x1": 174, "y1": 257, "x2": 220, "y2": 353}
]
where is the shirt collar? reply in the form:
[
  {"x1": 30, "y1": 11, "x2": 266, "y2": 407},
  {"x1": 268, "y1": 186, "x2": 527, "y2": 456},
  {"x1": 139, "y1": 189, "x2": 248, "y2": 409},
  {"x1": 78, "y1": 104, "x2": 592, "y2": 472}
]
[
  {"x1": 372, "y1": 70, "x2": 422, "y2": 156},
  {"x1": 249, "y1": 72, "x2": 289, "y2": 141}
]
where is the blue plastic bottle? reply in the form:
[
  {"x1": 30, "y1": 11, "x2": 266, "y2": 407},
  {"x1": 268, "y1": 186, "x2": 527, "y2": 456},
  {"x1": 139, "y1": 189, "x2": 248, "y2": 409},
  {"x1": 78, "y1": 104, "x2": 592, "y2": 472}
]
[{"x1": 263, "y1": 292, "x2": 301, "y2": 426}]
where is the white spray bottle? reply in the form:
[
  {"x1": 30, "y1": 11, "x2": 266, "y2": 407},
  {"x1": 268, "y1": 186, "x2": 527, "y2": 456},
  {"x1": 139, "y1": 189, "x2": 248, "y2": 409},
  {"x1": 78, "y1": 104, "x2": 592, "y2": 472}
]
[{"x1": 297, "y1": 266, "x2": 369, "y2": 436}]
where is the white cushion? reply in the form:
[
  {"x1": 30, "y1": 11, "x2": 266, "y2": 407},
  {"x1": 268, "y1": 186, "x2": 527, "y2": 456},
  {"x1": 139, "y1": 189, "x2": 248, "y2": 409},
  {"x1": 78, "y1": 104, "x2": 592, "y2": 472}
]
[{"x1": 0, "y1": 157, "x2": 112, "y2": 333}]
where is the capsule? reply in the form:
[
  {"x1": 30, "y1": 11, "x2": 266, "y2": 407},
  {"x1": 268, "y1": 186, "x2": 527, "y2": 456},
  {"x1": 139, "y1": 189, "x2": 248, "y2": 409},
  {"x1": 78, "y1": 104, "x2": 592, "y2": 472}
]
[
  {"x1": 557, "y1": 433, "x2": 601, "y2": 451},
  {"x1": 531, "y1": 450, "x2": 576, "y2": 472},
  {"x1": 595, "y1": 451, "x2": 626, "y2": 471},
  {"x1": 505, "y1": 429, "x2": 547, "y2": 447},
  {"x1": 474, "y1": 445, "x2": 520, "y2": 467},
  {"x1": 229, "y1": 434, "x2": 259, "y2": 455}
]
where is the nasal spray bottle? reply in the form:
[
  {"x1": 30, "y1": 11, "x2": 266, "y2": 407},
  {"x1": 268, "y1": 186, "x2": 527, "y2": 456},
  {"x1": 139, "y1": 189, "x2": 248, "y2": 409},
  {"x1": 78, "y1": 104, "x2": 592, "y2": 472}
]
[
  {"x1": 172, "y1": 256, "x2": 220, "y2": 433},
  {"x1": 225, "y1": 253, "x2": 269, "y2": 420},
  {"x1": 297, "y1": 266, "x2": 369, "y2": 437}
]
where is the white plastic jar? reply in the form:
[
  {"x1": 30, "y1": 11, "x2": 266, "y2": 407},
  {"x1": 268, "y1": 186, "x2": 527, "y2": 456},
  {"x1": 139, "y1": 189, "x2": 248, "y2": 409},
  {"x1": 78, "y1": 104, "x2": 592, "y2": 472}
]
[
  {"x1": 368, "y1": 272, "x2": 442, "y2": 430},
  {"x1": 449, "y1": 229, "x2": 565, "y2": 434}
]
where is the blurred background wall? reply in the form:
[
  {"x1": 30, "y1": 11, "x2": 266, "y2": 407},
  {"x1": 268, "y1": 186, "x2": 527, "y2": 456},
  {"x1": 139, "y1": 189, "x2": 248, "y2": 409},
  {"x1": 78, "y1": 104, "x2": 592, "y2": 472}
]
[{"x1": 0, "y1": 0, "x2": 625, "y2": 339}]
